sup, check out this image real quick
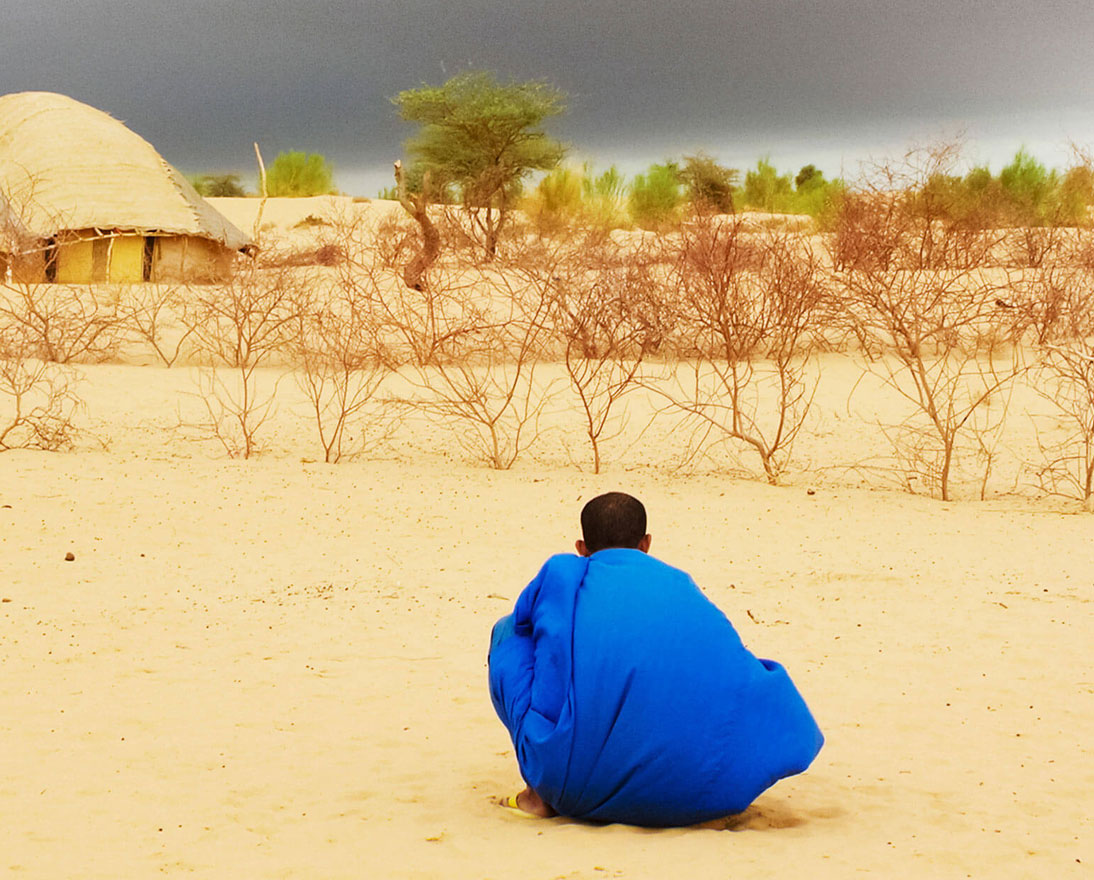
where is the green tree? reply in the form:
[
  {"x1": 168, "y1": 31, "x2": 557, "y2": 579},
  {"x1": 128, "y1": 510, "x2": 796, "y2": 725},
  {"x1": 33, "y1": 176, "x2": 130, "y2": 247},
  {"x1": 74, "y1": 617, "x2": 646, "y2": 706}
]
[
  {"x1": 188, "y1": 173, "x2": 247, "y2": 197},
  {"x1": 265, "y1": 151, "x2": 336, "y2": 197},
  {"x1": 628, "y1": 162, "x2": 684, "y2": 230},
  {"x1": 792, "y1": 165, "x2": 839, "y2": 216},
  {"x1": 999, "y1": 148, "x2": 1054, "y2": 225},
  {"x1": 393, "y1": 70, "x2": 567, "y2": 257},
  {"x1": 794, "y1": 164, "x2": 823, "y2": 191},
  {"x1": 743, "y1": 158, "x2": 793, "y2": 212},
  {"x1": 679, "y1": 153, "x2": 738, "y2": 213}
]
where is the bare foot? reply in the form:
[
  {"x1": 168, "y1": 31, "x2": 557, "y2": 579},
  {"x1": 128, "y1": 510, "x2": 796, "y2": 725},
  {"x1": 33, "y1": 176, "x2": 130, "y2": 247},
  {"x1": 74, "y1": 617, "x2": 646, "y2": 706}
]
[{"x1": 504, "y1": 786, "x2": 557, "y2": 818}]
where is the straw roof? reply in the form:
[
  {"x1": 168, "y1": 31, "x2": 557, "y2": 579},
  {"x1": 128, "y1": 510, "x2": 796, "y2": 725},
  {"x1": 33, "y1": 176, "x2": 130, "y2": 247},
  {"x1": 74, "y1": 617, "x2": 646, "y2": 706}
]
[{"x1": 0, "y1": 91, "x2": 249, "y2": 250}]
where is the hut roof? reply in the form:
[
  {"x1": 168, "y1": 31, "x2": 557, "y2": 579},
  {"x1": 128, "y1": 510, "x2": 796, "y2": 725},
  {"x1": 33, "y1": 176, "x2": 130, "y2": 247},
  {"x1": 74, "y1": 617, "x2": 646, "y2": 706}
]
[{"x1": 0, "y1": 91, "x2": 250, "y2": 250}]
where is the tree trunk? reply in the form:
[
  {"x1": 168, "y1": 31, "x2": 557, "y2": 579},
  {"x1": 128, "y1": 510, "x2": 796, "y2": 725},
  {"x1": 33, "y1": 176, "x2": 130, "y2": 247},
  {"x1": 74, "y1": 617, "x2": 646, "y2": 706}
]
[{"x1": 394, "y1": 161, "x2": 440, "y2": 290}]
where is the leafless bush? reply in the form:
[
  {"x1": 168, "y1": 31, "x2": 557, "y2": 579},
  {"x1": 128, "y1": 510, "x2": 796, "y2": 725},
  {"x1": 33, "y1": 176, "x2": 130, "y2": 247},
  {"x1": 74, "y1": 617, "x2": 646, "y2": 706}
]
[
  {"x1": 373, "y1": 212, "x2": 419, "y2": 269},
  {"x1": 378, "y1": 266, "x2": 492, "y2": 368},
  {"x1": 833, "y1": 194, "x2": 1025, "y2": 499},
  {"x1": 258, "y1": 243, "x2": 346, "y2": 269},
  {"x1": 434, "y1": 207, "x2": 494, "y2": 264},
  {"x1": 517, "y1": 238, "x2": 663, "y2": 472},
  {"x1": 833, "y1": 143, "x2": 1003, "y2": 273},
  {"x1": 183, "y1": 257, "x2": 307, "y2": 458},
  {"x1": 295, "y1": 287, "x2": 392, "y2": 463},
  {"x1": 0, "y1": 281, "x2": 123, "y2": 363},
  {"x1": 657, "y1": 214, "x2": 828, "y2": 482},
  {"x1": 1002, "y1": 226, "x2": 1063, "y2": 269},
  {"x1": 329, "y1": 211, "x2": 491, "y2": 368},
  {"x1": 1061, "y1": 228, "x2": 1094, "y2": 269},
  {"x1": 1001, "y1": 264, "x2": 1075, "y2": 347},
  {"x1": 1026, "y1": 274, "x2": 1094, "y2": 508},
  {"x1": 118, "y1": 283, "x2": 197, "y2": 366},
  {"x1": 0, "y1": 331, "x2": 82, "y2": 451},
  {"x1": 396, "y1": 265, "x2": 557, "y2": 469},
  {"x1": 1033, "y1": 347, "x2": 1094, "y2": 509},
  {"x1": 830, "y1": 192, "x2": 904, "y2": 273}
]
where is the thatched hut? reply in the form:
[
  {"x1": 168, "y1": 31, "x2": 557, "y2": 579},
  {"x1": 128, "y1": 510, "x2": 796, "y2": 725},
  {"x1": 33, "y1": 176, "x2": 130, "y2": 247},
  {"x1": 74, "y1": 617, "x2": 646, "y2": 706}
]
[{"x1": 0, "y1": 91, "x2": 250, "y2": 283}]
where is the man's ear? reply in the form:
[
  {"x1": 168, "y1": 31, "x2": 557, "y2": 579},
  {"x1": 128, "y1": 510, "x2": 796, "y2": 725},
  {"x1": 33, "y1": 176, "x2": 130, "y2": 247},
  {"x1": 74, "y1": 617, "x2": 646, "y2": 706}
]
[
  {"x1": 637, "y1": 534, "x2": 652, "y2": 553},
  {"x1": 575, "y1": 539, "x2": 590, "y2": 557}
]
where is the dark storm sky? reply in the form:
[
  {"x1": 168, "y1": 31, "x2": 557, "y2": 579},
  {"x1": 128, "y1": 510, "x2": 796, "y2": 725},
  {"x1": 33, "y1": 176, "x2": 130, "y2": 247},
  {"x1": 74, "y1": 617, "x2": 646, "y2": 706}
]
[{"x1": 3, "y1": 1, "x2": 1093, "y2": 195}]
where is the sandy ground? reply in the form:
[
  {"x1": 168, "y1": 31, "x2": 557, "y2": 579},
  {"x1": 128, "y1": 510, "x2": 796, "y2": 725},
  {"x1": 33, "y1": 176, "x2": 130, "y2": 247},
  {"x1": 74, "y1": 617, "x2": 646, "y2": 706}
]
[
  {"x1": 1, "y1": 360, "x2": 1091, "y2": 880},
  {"x1": 2, "y1": 201, "x2": 1091, "y2": 878}
]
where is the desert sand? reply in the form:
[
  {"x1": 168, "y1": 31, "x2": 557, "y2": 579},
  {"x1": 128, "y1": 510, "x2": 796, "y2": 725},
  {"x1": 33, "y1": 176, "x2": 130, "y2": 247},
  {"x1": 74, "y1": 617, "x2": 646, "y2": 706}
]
[{"x1": 1, "y1": 200, "x2": 1091, "y2": 879}]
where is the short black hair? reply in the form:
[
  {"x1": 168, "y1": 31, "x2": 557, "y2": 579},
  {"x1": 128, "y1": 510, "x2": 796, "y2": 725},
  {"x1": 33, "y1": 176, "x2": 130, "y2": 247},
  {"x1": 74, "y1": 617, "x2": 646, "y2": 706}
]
[{"x1": 580, "y1": 492, "x2": 647, "y2": 554}]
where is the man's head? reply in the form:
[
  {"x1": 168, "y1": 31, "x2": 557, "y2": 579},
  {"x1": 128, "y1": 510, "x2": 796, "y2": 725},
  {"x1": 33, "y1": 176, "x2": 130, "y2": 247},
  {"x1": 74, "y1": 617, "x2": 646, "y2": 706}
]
[{"x1": 576, "y1": 492, "x2": 652, "y2": 557}]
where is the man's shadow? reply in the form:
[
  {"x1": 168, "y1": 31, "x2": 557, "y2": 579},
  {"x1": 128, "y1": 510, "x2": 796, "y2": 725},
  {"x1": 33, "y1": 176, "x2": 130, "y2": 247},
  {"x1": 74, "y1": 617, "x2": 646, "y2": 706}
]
[
  {"x1": 697, "y1": 796, "x2": 844, "y2": 832},
  {"x1": 542, "y1": 795, "x2": 843, "y2": 832}
]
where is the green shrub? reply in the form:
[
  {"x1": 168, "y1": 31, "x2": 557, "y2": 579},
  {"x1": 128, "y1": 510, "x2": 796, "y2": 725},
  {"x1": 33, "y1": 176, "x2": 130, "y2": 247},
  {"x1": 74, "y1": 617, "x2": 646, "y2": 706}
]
[
  {"x1": 679, "y1": 153, "x2": 738, "y2": 213},
  {"x1": 629, "y1": 162, "x2": 684, "y2": 229},
  {"x1": 743, "y1": 158, "x2": 793, "y2": 212},
  {"x1": 582, "y1": 165, "x2": 629, "y2": 228},
  {"x1": 524, "y1": 165, "x2": 585, "y2": 230},
  {"x1": 1056, "y1": 164, "x2": 1094, "y2": 226},
  {"x1": 907, "y1": 150, "x2": 1094, "y2": 228},
  {"x1": 189, "y1": 173, "x2": 247, "y2": 197},
  {"x1": 265, "y1": 151, "x2": 336, "y2": 197},
  {"x1": 999, "y1": 148, "x2": 1055, "y2": 224}
]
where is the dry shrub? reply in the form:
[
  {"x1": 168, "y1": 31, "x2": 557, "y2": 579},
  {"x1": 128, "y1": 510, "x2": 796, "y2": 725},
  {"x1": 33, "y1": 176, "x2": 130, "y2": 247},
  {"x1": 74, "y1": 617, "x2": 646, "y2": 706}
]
[
  {"x1": 833, "y1": 144, "x2": 1005, "y2": 273},
  {"x1": 1033, "y1": 345, "x2": 1094, "y2": 508},
  {"x1": 830, "y1": 192, "x2": 902, "y2": 273},
  {"x1": 1027, "y1": 273, "x2": 1094, "y2": 508},
  {"x1": 434, "y1": 208, "x2": 489, "y2": 264},
  {"x1": 1002, "y1": 263, "x2": 1075, "y2": 347},
  {"x1": 659, "y1": 214, "x2": 828, "y2": 482},
  {"x1": 517, "y1": 236, "x2": 664, "y2": 472},
  {"x1": 1001, "y1": 226, "x2": 1064, "y2": 269},
  {"x1": 295, "y1": 285, "x2": 392, "y2": 463},
  {"x1": 368, "y1": 263, "x2": 492, "y2": 368},
  {"x1": 0, "y1": 281, "x2": 123, "y2": 363},
  {"x1": 832, "y1": 180, "x2": 1025, "y2": 499},
  {"x1": 331, "y1": 216, "x2": 558, "y2": 468},
  {"x1": 257, "y1": 243, "x2": 346, "y2": 269},
  {"x1": 832, "y1": 193, "x2": 1000, "y2": 273},
  {"x1": 183, "y1": 257, "x2": 308, "y2": 458},
  {"x1": 1061, "y1": 228, "x2": 1094, "y2": 269},
  {"x1": 373, "y1": 212, "x2": 420, "y2": 269},
  {"x1": 0, "y1": 330, "x2": 81, "y2": 451},
  {"x1": 118, "y1": 283, "x2": 197, "y2": 366},
  {"x1": 393, "y1": 263, "x2": 558, "y2": 469}
]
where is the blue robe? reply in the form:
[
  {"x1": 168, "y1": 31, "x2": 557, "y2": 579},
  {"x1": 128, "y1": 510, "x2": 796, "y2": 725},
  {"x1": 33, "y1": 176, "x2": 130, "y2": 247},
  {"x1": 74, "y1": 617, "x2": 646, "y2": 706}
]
[{"x1": 488, "y1": 549, "x2": 823, "y2": 826}]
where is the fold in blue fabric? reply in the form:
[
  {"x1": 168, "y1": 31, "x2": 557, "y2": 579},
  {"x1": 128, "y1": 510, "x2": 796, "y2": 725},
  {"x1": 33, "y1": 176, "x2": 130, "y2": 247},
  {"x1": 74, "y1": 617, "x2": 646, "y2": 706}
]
[{"x1": 489, "y1": 549, "x2": 824, "y2": 826}]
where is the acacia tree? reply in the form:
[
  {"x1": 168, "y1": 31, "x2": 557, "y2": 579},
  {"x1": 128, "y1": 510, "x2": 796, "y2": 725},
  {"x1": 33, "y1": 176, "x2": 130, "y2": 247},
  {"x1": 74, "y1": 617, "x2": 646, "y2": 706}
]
[
  {"x1": 393, "y1": 71, "x2": 566, "y2": 258},
  {"x1": 679, "y1": 153, "x2": 739, "y2": 214}
]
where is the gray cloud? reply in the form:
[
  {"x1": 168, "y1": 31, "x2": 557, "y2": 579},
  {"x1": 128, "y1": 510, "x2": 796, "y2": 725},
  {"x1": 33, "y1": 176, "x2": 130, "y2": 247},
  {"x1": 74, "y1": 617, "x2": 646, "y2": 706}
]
[{"x1": 3, "y1": 1, "x2": 1093, "y2": 194}]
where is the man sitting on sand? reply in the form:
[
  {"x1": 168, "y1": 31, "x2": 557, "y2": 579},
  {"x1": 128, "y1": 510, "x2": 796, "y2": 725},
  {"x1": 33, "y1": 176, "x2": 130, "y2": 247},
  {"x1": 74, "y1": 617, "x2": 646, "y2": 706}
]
[{"x1": 488, "y1": 492, "x2": 824, "y2": 826}]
